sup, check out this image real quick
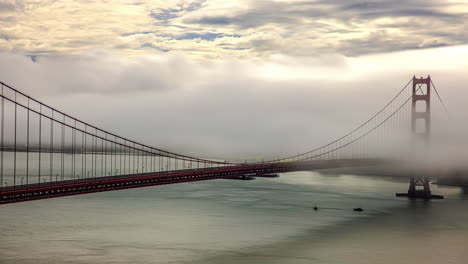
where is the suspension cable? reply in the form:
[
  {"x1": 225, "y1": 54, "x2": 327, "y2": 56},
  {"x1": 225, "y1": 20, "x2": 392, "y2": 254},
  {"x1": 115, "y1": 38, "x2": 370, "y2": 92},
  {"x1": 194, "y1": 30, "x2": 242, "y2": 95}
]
[
  {"x1": 430, "y1": 79, "x2": 449, "y2": 114},
  {"x1": 263, "y1": 78, "x2": 414, "y2": 163}
]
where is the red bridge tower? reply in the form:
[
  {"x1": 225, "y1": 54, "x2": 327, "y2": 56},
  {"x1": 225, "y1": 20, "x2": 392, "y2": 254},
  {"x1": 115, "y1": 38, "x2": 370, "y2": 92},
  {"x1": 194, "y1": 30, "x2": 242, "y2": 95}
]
[{"x1": 397, "y1": 76, "x2": 443, "y2": 199}]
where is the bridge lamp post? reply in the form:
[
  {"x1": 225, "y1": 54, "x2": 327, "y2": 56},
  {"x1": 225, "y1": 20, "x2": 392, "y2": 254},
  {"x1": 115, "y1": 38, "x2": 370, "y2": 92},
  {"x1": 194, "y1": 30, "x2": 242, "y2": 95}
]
[{"x1": 21, "y1": 177, "x2": 24, "y2": 185}]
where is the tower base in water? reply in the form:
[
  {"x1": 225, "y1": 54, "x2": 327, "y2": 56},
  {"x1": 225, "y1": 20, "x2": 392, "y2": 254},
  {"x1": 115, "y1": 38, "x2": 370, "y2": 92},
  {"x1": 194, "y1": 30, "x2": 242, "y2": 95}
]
[
  {"x1": 396, "y1": 177, "x2": 444, "y2": 200},
  {"x1": 396, "y1": 192, "x2": 444, "y2": 199}
]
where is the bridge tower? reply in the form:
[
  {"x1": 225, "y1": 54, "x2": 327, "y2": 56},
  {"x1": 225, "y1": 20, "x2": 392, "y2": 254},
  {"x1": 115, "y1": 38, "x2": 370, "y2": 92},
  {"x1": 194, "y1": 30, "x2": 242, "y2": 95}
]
[
  {"x1": 411, "y1": 76, "x2": 431, "y2": 144},
  {"x1": 397, "y1": 76, "x2": 443, "y2": 199}
]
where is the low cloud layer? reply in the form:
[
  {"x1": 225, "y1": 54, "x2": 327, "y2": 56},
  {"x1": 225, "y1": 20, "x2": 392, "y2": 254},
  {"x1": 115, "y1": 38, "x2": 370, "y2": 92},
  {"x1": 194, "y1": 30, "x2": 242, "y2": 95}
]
[{"x1": 1, "y1": 46, "x2": 467, "y2": 161}]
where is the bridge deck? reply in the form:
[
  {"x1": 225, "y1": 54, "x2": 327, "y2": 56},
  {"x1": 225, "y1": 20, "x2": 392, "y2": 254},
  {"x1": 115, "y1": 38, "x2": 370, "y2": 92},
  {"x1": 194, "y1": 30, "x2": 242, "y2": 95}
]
[{"x1": 0, "y1": 159, "x2": 378, "y2": 204}]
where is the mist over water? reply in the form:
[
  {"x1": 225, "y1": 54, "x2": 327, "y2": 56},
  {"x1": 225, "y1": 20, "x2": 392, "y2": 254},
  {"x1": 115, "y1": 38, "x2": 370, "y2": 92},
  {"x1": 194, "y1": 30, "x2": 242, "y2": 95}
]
[{"x1": 1, "y1": 171, "x2": 467, "y2": 264}]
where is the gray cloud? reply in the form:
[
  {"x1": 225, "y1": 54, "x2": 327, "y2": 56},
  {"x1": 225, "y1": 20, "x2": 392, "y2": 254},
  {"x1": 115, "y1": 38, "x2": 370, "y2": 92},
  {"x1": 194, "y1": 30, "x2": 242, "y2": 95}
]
[
  {"x1": 182, "y1": 0, "x2": 468, "y2": 55},
  {"x1": 337, "y1": 31, "x2": 449, "y2": 56},
  {"x1": 0, "y1": 33, "x2": 10, "y2": 40},
  {"x1": 186, "y1": 0, "x2": 462, "y2": 26},
  {"x1": 152, "y1": 0, "x2": 206, "y2": 24},
  {"x1": 0, "y1": 2, "x2": 14, "y2": 12},
  {"x1": 0, "y1": 15, "x2": 14, "y2": 22}
]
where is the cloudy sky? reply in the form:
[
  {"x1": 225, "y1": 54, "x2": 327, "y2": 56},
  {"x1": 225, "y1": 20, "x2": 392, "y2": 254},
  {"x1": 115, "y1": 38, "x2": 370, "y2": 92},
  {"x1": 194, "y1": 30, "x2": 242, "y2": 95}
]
[
  {"x1": 2, "y1": 0, "x2": 468, "y2": 57},
  {"x1": 0, "y1": 0, "x2": 467, "y2": 159}
]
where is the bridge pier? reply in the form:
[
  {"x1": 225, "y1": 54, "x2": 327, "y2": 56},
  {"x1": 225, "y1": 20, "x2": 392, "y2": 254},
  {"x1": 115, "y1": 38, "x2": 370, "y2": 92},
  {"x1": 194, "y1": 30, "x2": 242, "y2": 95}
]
[{"x1": 396, "y1": 177, "x2": 444, "y2": 199}]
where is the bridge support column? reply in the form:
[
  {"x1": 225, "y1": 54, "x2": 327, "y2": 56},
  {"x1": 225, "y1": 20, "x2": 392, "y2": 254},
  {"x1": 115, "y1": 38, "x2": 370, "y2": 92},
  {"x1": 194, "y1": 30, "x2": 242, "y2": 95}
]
[
  {"x1": 408, "y1": 177, "x2": 431, "y2": 196},
  {"x1": 396, "y1": 76, "x2": 443, "y2": 200},
  {"x1": 397, "y1": 176, "x2": 442, "y2": 199}
]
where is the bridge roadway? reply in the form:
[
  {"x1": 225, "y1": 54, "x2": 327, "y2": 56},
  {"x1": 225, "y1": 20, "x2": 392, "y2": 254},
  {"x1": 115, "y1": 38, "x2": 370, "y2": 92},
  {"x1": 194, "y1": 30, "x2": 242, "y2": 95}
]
[{"x1": 0, "y1": 159, "x2": 380, "y2": 204}]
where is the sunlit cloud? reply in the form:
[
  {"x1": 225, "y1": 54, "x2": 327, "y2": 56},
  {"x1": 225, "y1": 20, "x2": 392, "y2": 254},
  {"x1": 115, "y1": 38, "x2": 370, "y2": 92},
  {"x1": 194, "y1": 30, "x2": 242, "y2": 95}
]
[{"x1": 1, "y1": 0, "x2": 468, "y2": 58}]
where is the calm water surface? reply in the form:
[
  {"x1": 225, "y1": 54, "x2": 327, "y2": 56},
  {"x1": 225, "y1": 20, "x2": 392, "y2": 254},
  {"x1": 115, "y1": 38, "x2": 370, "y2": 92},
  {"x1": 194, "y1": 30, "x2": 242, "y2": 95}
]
[{"x1": 0, "y1": 171, "x2": 467, "y2": 264}]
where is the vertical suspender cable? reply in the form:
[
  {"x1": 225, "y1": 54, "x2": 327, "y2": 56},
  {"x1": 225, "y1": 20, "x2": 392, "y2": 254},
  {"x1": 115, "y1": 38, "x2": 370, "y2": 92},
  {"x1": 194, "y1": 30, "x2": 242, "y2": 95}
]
[
  {"x1": 123, "y1": 140, "x2": 126, "y2": 174},
  {"x1": 94, "y1": 129, "x2": 97, "y2": 178},
  {"x1": 81, "y1": 129, "x2": 84, "y2": 179},
  {"x1": 101, "y1": 136, "x2": 103, "y2": 177},
  {"x1": 50, "y1": 111, "x2": 53, "y2": 181},
  {"x1": 133, "y1": 143, "x2": 135, "y2": 173},
  {"x1": 91, "y1": 129, "x2": 94, "y2": 178},
  {"x1": 114, "y1": 136, "x2": 117, "y2": 175},
  {"x1": 128, "y1": 143, "x2": 131, "y2": 174},
  {"x1": 14, "y1": 92, "x2": 17, "y2": 186},
  {"x1": 142, "y1": 147, "x2": 145, "y2": 173},
  {"x1": 137, "y1": 145, "x2": 139, "y2": 173},
  {"x1": 120, "y1": 140, "x2": 122, "y2": 175},
  {"x1": 61, "y1": 115, "x2": 65, "y2": 180},
  {"x1": 84, "y1": 125, "x2": 87, "y2": 178},
  {"x1": 110, "y1": 135, "x2": 113, "y2": 175},
  {"x1": 127, "y1": 144, "x2": 130, "y2": 174},
  {"x1": 38, "y1": 104, "x2": 42, "y2": 183},
  {"x1": 73, "y1": 120, "x2": 76, "y2": 179},
  {"x1": 95, "y1": 130, "x2": 97, "y2": 178},
  {"x1": 105, "y1": 133, "x2": 107, "y2": 175},
  {"x1": 27, "y1": 98, "x2": 30, "y2": 184}
]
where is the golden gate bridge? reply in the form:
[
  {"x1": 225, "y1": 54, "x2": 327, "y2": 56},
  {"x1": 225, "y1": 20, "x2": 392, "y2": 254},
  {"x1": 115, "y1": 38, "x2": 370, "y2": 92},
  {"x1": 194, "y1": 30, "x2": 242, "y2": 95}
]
[{"x1": 0, "y1": 76, "x2": 448, "y2": 204}]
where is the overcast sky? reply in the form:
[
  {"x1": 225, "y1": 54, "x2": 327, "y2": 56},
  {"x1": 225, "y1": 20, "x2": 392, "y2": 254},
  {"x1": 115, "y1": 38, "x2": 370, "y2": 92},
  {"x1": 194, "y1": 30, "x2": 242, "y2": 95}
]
[{"x1": 0, "y1": 0, "x2": 467, "y2": 159}]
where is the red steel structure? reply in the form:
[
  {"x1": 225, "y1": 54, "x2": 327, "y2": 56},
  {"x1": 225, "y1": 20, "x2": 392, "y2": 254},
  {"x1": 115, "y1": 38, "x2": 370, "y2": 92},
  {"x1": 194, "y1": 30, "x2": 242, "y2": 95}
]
[
  {"x1": 0, "y1": 76, "x2": 447, "y2": 204},
  {"x1": 411, "y1": 76, "x2": 431, "y2": 142},
  {"x1": 397, "y1": 76, "x2": 443, "y2": 199}
]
